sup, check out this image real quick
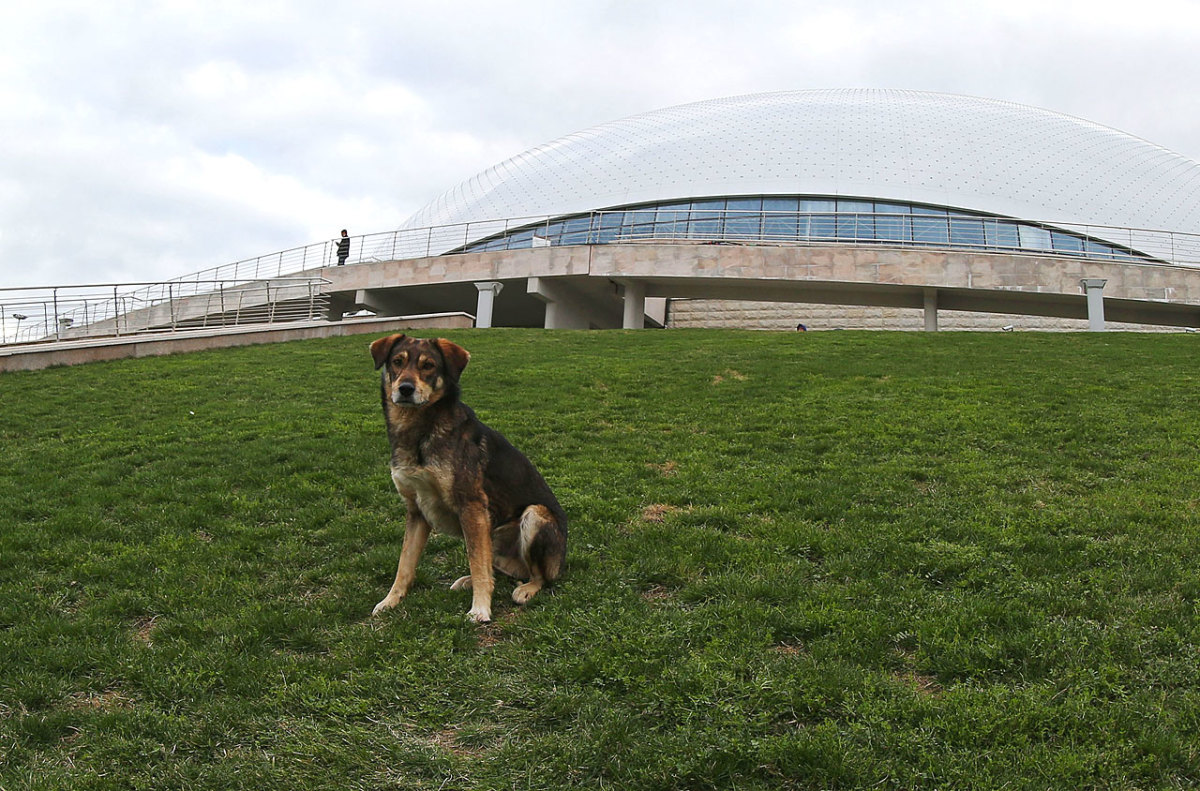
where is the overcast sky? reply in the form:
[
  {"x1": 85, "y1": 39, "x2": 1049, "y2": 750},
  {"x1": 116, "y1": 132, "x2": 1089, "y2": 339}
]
[{"x1": 3, "y1": 0, "x2": 1199, "y2": 288}]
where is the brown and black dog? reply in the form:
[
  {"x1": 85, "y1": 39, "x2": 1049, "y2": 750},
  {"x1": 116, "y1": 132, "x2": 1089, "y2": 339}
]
[{"x1": 368, "y1": 334, "x2": 567, "y2": 623}]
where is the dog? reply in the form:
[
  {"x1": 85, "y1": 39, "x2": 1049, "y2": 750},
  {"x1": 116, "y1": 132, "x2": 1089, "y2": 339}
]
[{"x1": 368, "y1": 334, "x2": 567, "y2": 623}]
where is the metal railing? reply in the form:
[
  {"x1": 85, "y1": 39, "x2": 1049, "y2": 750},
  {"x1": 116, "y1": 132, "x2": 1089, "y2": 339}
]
[
  {"x1": 1, "y1": 277, "x2": 329, "y2": 345},
  {"x1": 148, "y1": 212, "x2": 1200, "y2": 293}
]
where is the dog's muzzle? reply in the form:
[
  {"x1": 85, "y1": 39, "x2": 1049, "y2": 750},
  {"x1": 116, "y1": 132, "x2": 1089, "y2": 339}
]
[{"x1": 393, "y1": 381, "x2": 419, "y2": 405}]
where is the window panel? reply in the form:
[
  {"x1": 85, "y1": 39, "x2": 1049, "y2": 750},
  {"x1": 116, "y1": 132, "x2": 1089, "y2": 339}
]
[
  {"x1": 985, "y1": 220, "x2": 1021, "y2": 249},
  {"x1": 912, "y1": 209, "x2": 949, "y2": 244},
  {"x1": 1018, "y1": 225, "x2": 1053, "y2": 251},
  {"x1": 726, "y1": 198, "x2": 763, "y2": 238},
  {"x1": 598, "y1": 212, "x2": 625, "y2": 229},
  {"x1": 949, "y1": 217, "x2": 986, "y2": 248},
  {"x1": 689, "y1": 199, "x2": 724, "y2": 238},
  {"x1": 874, "y1": 214, "x2": 910, "y2": 241},
  {"x1": 800, "y1": 199, "x2": 837, "y2": 240},
  {"x1": 623, "y1": 209, "x2": 658, "y2": 227},
  {"x1": 1051, "y1": 231, "x2": 1084, "y2": 254},
  {"x1": 1084, "y1": 240, "x2": 1119, "y2": 260},
  {"x1": 798, "y1": 199, "x2": 836, "y2": 212},
  {"x1": 688, "y1": 218, "x2": 722, "y2": 238},
  {"x1": 837, "y1": 211, "x2": 874, "y2": 240},
  {"x1": 762, "y1": 197, "x2": 799, "y2": 212},
  {"x1": 762, "y1": 198, "x2": 800, "y2": 240},
  {"x1": 807, "y1": 214, "x2": 836, "y2": 241},
  {"x1": 655, "y1": 202, "x2": 691, "y2": 227},
  {"x1": 560, "y1": 231, "x2": 591, "y2": 246},
  {"x1": 726, "y1": 198, "x2": 762, "y2": 212}
]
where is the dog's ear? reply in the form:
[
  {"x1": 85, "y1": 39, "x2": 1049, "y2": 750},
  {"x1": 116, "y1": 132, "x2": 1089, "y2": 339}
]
[
  {"x1": 435, "y1": 338, "x2": 470, "y2": 381},
  {"x1": 370, "y1": 334, "x2": 405, "y2": 370}
]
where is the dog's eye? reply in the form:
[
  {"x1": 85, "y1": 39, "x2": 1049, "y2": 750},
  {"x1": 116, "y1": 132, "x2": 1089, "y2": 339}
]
[{"x1": 420, "y1": 360, "x2": 436, "y2": 372}]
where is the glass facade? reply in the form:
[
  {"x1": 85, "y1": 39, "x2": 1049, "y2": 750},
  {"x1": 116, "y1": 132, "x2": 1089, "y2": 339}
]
[{"x1": 460, "y1": 196, "x2": 1144, "y2": 262}]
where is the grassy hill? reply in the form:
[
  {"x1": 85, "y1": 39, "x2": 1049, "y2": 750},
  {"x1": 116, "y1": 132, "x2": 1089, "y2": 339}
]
[{"x1": 2, "y1": 329, "x2": 1199, "y2": 790}]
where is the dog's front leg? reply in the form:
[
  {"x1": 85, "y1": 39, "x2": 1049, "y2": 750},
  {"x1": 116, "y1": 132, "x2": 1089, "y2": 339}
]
[
  {"x1": 460, "y1": 502, "x2": 495, "y2": 624},
  {"x1": 372, "y1": 507, "x2": 431, "y2": 616}
]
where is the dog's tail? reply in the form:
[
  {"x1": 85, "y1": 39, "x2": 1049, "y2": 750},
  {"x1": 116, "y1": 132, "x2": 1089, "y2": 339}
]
[{"x1": 520, "y1": 504, "x2": 567, "y2": 583}]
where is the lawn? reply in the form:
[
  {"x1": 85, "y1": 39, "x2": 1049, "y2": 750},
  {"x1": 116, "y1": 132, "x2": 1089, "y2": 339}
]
[{"x1": 1, "y1": 329, "x2": 1198, "y2": 790}]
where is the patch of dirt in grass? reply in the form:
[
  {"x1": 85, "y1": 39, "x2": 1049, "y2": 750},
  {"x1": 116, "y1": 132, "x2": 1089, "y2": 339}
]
[
  {"x1": 64, "y1": 689, "x2": 134, "y2": 712},
  {"x1": 896, "y1": 670, "x2": 943, "y2": 698},
  {"x1": 712, "y1": 369, "x2": 748, "y2": 385},
  {"x1": 131, "y1": 615, "x2": 158, "y2": 646},
  {"x1": 373, "y1": 719, "x2": 492, "y2": 759},
  {"x1": 647, "y1": 460, "x2": 678, "y2": 477},
  {"x1": 427, "y1": 727, "x2": 487, "y2": 758},
  {"x1": 640, "y1": 584, "x2": 675, "y2": 603},
  {"x1": 772, "y1": 642, "x2": 807, "y2": 657},
  {"x1": 641, "y1": 503, "x2": 682, "y2": 523},
  {"x1": 477, "y1": 611, "x2": 518, "y2": 649}
]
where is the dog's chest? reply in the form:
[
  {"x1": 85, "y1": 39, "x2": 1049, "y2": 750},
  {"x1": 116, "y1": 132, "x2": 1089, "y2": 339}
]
[{"x1": 391, "y1": 464, "x2": 462, "y2": 537}]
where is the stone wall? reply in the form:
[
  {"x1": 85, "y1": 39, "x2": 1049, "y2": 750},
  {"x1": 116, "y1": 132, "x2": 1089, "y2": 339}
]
[{"x1": 666, "y1": 299, "x2": 1175, "y2": 332}]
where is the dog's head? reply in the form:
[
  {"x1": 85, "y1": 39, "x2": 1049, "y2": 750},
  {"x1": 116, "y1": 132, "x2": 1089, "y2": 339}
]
[{"x1": 370, "y1": 334, "x2": 470, "y2": 408}]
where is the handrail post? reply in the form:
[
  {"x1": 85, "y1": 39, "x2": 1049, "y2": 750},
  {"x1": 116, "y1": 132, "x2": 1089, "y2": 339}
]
[
  {"x1": 169, "y1": 284, "x2": 176, "y2": 330},
  {"x1": 53, "y1": 288, "x2": 60, "y2": 340},
  {"x1": 113, "y1": 287, "x2": 121, "y2": 336}
]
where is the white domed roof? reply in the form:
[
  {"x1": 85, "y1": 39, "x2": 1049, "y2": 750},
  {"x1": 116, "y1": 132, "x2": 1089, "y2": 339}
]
[{"x1": 402, "y1": 89, "x2": 1200, "y2": 236}]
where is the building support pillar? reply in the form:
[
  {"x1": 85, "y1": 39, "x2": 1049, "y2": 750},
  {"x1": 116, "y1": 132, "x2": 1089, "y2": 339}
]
[
  {"x1": 923, "y1": 288, "x2": 939, "y2": 332},
  {"x1": 1080, "y1": 278, "x2": 1107, "y2": 332},
  {"x1": 473, "y1": 281, "x2": 504, "y2": 328},
  {"x1": 355, "y1": 288, "x2": 410, "y2": 317},
  {"x1": 622, "y1": 281, "x2": 646, "y2": 329},
  {"x1": 527, "y1": 277, "x2": 614, "y2": 328}
]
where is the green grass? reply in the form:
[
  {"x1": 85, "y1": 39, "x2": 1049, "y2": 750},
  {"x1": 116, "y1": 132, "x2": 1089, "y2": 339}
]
[{"x1": 2, "y1": 329, "x2": 1199, "y2": 790}]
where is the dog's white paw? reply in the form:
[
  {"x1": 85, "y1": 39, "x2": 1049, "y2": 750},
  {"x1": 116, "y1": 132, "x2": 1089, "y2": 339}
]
[
  {"x1": 450, "y1": 575, "x2": 473, "y2": 591},
  {"x1": 467, "y1": 606, "x2": 492, "y2": 624},
  {"x1": 371, "y1": 596, "x2": 400, "y2": 616}
]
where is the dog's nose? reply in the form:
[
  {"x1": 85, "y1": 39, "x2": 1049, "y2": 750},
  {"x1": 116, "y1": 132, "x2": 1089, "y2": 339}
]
[{"x1": 396, "y1": 382, "x2": 416, "y2": 399}]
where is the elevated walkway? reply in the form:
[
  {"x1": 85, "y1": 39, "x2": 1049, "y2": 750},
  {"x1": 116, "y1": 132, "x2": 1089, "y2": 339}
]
[{"x1": 319, "y1": 242, "x2": 1200, "y2": 331}]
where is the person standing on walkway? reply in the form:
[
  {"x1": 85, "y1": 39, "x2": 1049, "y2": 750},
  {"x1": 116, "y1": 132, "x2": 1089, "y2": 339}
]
[{"x1": 336, "y1": 229, "x2": 350, "y2": 266}]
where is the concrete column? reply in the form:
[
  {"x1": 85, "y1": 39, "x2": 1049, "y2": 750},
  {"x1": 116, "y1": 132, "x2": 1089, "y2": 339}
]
[
  {"x1": 923, "y1": 288, "x2": 939, "y2": 332},
  {"x1": 527, "y1": 277, "x2": 618, "y2": 329},
  {"x1": 622, "y1": 281, "x2": 646, "y2": 329},
  {"x1": 474, "y1": 281, "x2": 504, "y2": 328},
  {"x1": 1080, "y1": 279, "x2": 1107, "y2": 332}
]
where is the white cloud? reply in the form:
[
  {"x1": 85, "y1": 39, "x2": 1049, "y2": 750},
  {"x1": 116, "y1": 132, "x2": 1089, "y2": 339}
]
[{"x1": 0, "y1": 0, "x2": 1197, "y2": 288}]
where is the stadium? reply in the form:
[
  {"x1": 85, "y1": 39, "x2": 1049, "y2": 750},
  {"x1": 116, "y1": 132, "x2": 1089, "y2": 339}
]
[{"x1": 380, "y1": 88, "x2": 1200, "y2": 331}]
